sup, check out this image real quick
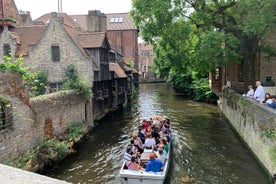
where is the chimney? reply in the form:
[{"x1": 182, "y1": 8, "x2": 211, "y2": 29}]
[
  {"x1": 86, "y1": 10, "x2": 106, "y2": 32},
  {"x1": 51, "y1": 12, "x2": 58, "y2": 18}
]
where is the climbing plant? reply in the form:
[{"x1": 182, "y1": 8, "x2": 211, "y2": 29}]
[{"x1": 0, "y1": 56, "x2": 48, "y2": 97}]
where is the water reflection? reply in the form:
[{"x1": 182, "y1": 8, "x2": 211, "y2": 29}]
[{"x1": 43, "y1": 83, "x2": 270, "y2": 184}]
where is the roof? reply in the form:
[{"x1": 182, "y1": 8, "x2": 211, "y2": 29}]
[
  {"x1": 105, "y1": 13, "x2": 136, "y2": 30},
  {"x1": 11, "y1": 25, "x2": 46, "y2": 56},
  {"x1": 78, "y1": 32, "x2": 106, "y2": 48},
  {"x1": 69, "y1": 12, "x2": 137, "y2": 31},
  {"x1": 0, "y1": 0, "x2": 23, "y2": 26},
  {"x1": 109, "y1": 61, "x2": 127, "y2": 78},
  {"x1": 35, "y1": 13, "x2": 85, "y2": 31}
]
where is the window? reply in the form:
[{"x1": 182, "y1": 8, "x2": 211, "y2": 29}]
[
  {"x1": 0, "y1": 101, "x2": 12, "y2": 131},
  {"x1": 215, "y1": 67, "x2": 220, "y2": 81},
  {"x1": 143, "y1": 65, "x2": 147, "y2": 72},
  {"x1": 51, "y1": 45, "x2": 60, "y2": 62},
  {"x1": 103, "y1": 89, "x2": 109, "y2": 98},
  {"x1": 110, "y1": 17, "x2": 123, "y2": 23},
  {"x1": 3, "y1": 44, "x2": 11, "y2": 56}
]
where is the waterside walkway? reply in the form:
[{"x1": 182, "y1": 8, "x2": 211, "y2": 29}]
[{"x1": 0, "y1": 164, "x2": 70, "y2": 184}]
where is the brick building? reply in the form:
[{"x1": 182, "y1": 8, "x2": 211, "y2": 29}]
[
  {"x1": 210, "y1": 31, "x2": 276, "y2": 94},
  {"x1": 0, "y1": 1, "x2": 131, "y2": 121}
]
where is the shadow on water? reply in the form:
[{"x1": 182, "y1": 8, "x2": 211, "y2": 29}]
[{"x1": 42, "y1": 83, "x2": 271, "y2": 184}]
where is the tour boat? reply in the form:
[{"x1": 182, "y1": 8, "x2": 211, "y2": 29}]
[{"x1": 119, "y1": 116, "x2": 171, "y2": 184}]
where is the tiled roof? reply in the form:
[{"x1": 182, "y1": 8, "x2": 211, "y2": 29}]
[
  {"x1": 35, "y1": 13, "x2": 86, "y2": 31},
  {"x1": 105, "y1": 13, "x2": 136, "y2": 30},
  {"x1": 109, "y1": 61, "x2": 127, "y2": 78},
  {"x1": 78, "y1": 32, "x2": 106, "y2": 48},
  {"x1": 11, "y1": 25, "x2": 46, "y2": 56},
  {"x1": 0, "y1": 0, "x2": 23, "y2": 26},
  {"x1": 68, "y1": 14, "x2": 88, "y2": 31}
]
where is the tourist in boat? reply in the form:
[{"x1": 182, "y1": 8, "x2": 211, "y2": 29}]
[
  {"x1": 145, "y1": 153, "x2": 164, "y2": 172},
  {"x1": 160, "y1": 138, "x2": 169, "y2": 154},
  {"x1": 144, "y1": 132, "x2": 156, "y2": 150},
  {"x1": 142, "y1": 119, "x2": 151, "y2": 133},
  {"x1": 132, "y1": 132, "x2": 144, "y2": 154},
  {"x1": 156, "y1": 150, "x2": 167, "y2": 165},
  {"x1": 151, "y1": 126, "x2": 161, "y2": 145},
  {"x1": 124, "y1": 146, "x2": 133, "y2": 162},
  {"x1": 126, "y1": 156, "x2": 140, "y2": 170},
  {"x1": 128, "y1": 139, "x2": 138, "y2": 155},
  {"x1": 138, "y1": 125, "x2": 146, "y2": 144}
]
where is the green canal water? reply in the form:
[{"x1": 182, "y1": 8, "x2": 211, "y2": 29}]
[{"x1": 43, "y1": 83, "x2": 270, "y2": 184}]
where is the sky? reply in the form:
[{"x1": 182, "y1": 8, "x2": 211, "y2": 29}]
[{"x1": 14, "y1": 0, "x2": 132, "y2": 19}]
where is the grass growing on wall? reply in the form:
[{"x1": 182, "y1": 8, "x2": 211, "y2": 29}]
[
  {"x1": 269, "y1": 147, "x2": 276, "y2": 167},
  {"x1": 10, "y1": 139, "x2": 68, "y2": 171},
  {"x1": 9, "y1": 122, "x2": 88, "y2": 172},
  {"x1": 68, "y1": 122, "x2": 87, "y2": 142}
]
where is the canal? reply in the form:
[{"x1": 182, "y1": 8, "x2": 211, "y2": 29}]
[{"x1": 43, "y1": 83, "x2": 270, "y2": 184}]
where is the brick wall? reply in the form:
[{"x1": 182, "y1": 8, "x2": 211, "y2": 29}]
[
  {"x1": 260, "y1": 31, "x2": 276, "y2": 85},
  {"x1": 0, "y1": 72, "x2": 93, "y2": 163}
]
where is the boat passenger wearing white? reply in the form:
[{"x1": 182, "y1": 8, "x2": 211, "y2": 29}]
[
  {"x1": 157, "y1": 144, "x2": 167, "y2": 156},
  {"x1": 156, "y1": 150, "x2": 167, "y2": 165},
  {"x1": 124, "y1": 146, "x2": 133, "y2": 162},
  {"x1": 144, "y1": 132, "x2": 156, "y2": 149},
  {"x1": 145, "y1": 153, "x2": 164, "y2": 172}
]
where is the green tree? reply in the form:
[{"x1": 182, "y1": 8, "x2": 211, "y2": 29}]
[
  {"x1": 131, "y1": 0, "x2": 276, "y2": 90},
  {"x1": 63, "y1": 64, "x2": 92, "y2": 100}
]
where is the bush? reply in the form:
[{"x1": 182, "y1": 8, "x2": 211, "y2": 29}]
[
  {"x1": 10, "y1": 139, "x2": 68, "y2": 170},
  {"x1": 68, "y1": 122, "x2": 86, "y2": 141},
  {"x1": 63, "y1": 64, "x2": 93, "y2": 100}
]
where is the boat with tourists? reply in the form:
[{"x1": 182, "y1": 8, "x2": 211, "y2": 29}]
[{"x1": 119, "y1": 116, "x2": 172, "y2": 184}]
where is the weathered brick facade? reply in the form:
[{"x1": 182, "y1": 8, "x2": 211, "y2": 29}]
[
  {"x1": 25, "y1": 13, "x2": 94, "y2": 87},
  {"x1": 0, "y1": 72, "x2": 92, "y2": 163}
]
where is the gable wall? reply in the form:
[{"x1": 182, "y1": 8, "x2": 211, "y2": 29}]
[
  {"x1": 0, "y1": 27, "x2": 17, "y2": 60},
  {"x1": 24, "y1": 16, "x2": 94, "y2": 86}
]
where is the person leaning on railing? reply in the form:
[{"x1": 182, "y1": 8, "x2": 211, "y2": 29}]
[{"x1": 267, "y1": 95, "x2": 276, "y2": 109}]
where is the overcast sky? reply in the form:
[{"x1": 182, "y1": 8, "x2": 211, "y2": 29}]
[{"x1": 14, "y1": 0, "x2": 132, "y2": 19}]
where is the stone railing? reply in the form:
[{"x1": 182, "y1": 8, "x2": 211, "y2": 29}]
[
  {"x1": 219, "y1": 89, "x2": 276, "y2": 182},
  {"x1": 264, "y1": 86, "x2": 276, "y2": 95}
]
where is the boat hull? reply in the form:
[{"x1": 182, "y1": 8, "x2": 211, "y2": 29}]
[{"x1": 119, "y1": 141, "x2": 171, "y2": 184}]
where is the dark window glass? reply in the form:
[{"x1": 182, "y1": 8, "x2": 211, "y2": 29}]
[
  {"x1": 3, "y1": 44, "x2": 11, "y2": 56},
  {"x1": 51, "y1": 46, "x2": 60, "y2": 62}
]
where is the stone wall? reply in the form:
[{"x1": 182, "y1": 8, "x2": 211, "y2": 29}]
[
  {"x1": 25, "y1": 13, "x2": 94, "y2": 86},
  {"x1": 264, "y1": 86, "x2": 276, "y2": 96},
  {"x1": 0, "y1": 72, "x2": 93, "y2": 163},
  {"x1": 219, "y1": 89, "x2": 276, "y2": 178}
]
